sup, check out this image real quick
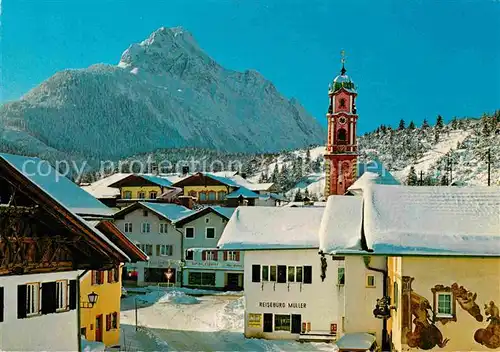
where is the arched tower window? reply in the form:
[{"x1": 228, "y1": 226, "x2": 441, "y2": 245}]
[
  {"x1": 339, "y1": 98, "x2": 346, "y2": 108},
  {"x1": 337, "y1": 128, "x2": 347, "y2": 145}
]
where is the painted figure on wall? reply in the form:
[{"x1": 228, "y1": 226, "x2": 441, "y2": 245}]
[
  {"x1": 451, "y1": 283, "x2": 483, "y2": 322},
  {"x1": 401, "y1": 277, "x2": 449, "y2": 350},
  {"x1": 474, "y1": 301, "x2": 500, "y2": 349}
]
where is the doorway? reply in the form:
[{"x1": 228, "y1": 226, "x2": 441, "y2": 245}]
[
  {"x1": 226, "y1": 273, "x2": 242, "y2": 290},
  {"x1": 95, "y1": 315, "x2": 103, "y2": 342}
]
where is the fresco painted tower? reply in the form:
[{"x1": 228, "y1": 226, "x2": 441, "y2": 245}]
[{"x1": 324, "y1": 52, "x2": 358, "y2": 197}]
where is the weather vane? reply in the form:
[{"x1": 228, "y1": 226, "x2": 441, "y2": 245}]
[{"x1": 340, "y1": 50, "x2": 346, "y2": 65}]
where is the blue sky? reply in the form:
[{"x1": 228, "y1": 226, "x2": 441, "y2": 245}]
[{"x1": 2, "y1": 0, "x2": 499, "y2": 133}]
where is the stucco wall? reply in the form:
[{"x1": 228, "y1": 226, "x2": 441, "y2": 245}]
[
  {"x1": 0, "y1": 271, "x2": 79, "y2": 351},
  {"x1": 180, "y1": 212, "x2": 228, "y2": 251},
  {"x1": 120, "y1": 185, "x2": 163, "y2": 199},
  {"x1": 343, "y1": 256, "x2": 385, "y2": 345},
  {"x1": 80, "y1": 268, "x2": 122, "y2": 346},
  {"x1": 244, "y1": 249, "x2": 339, "y2": 339},
  {"x1": 116, "y1": 208, "x2": 182, "y2": 284},
  {"x1": 394, "y1": 257, "x2": 500, "y2": 352}
]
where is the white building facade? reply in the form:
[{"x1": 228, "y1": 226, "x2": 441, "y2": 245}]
[{"x1": 0, "y1": 271, "x2": 79, "y2": 351}]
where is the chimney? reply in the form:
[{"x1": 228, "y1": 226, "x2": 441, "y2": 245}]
[
  {"x1": 182, "y1": 166, "x2": 190, "y2": 175},
  {"x1": 178, "y1": 196, "x2": 194, "y2": 209}
]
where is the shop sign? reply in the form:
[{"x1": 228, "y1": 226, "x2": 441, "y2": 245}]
[
  {"x1": 258, "y1": 301, "x2": 307, "y2": 309},
  {"x1": 248, "y1": 313, "x2": 262, "y2": 328}
]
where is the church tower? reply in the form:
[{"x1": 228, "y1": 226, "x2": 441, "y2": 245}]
[{"x1": 324, "y1": 52, "x2": 358, "y2": 197}]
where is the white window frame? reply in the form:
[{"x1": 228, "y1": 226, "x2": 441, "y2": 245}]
[
  {"x1": 205, "y1": 227, "x2": 216, "y2": 239},
  {"x1": 124, "y1": 222, "x2": 133, "y2": 233},
  {"x1": 227, "y1": 251, "x2": 238, "y2": 262},
  {"x1": 366, "y1": 274, "x2": 376, "y2": 288},
  {"x1": 26, "y1": 282, "x2": 40, "y2": 317},
  {"x1": 55, "y1": 280, "x2": 68, "y2": 312},
  {"x1": 141, "y1": 222, "x2": 151, "y2": 233},
  {"x1": 436, "y1": 292, "x2": 453, "y2": 318},
  {"x1": 185, "y1": 227, "x2": 195, "y2": 239},
  {"x1": 159, "y1": 223, "x2": 167, "y2": 234},
  {"x1": 160, "y1": 244, "x2": 173, "y2": 257},
  {"x1": 185, "y1": 249, "x2": 194, "y2": 260}
]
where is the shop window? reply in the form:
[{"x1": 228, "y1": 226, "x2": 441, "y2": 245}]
[
  {"x1": 262, "y1": 266, "x2": 269, "y2": 281},
  {"x1": 295, "y1": 266, "x2": 303, "y2": 283},
  {"x1": 274, "y1": 314, "x2": 291, "y2": 332},
  {"x1": 252, "y1": 265, "x2": 261, "y2": 283},
  {"x1": 303, "y1": 266, "x2": 312, "y2": 284},
  {"x1": 270, "y1": 266, "x2": 277, "y2": 282},
  {"x1": 188, "y1": 272, "x2": 215, "y2": 286},
  {"x1": 288, "y1": 267, "x2": 295, "y2": 282}
]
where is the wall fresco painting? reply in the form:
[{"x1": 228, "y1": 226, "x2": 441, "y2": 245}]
[
  {"x1": 401, "y1": 277, "x2": 499, "y2": 350},
  {"x1": 474, "y1": 301, "x2": 500, "y2": 349}
]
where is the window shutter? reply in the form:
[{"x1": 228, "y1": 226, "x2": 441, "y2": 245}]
[
  {"x1": 17, "y1": 285, "x2": 27, "y2": 319},
  {"x1": 0, "y1": 287, "x2": 4, "y2": 322},
  {"x1": 41, "y1": 281, "x2": 57, "y2": 315},
  {"x1": 168, "y1": 246, "x2": 173, "y2": 256},
  {"x1": 202, "y1": 251, "x2": 206, "y2": 261},
  {"x1": 114, "y1": 267, "x2": 120, "y2": 282},
  {"x1": 235, "y1": 251, "x2": 240, "y2": 261},
  {"x1": 91, "y1": 271, "x2": 96, "y2": 285},
  {"x1": 156, "y1": 245, "x2": 160, "y2": 256},
  {"x1": 214, "y1": 251, "x2": 218, "y2": 260},
  {"x1": 69, "y1": 280, "x2": 77, "y2": 310},
  {"x1": 303, "y1": 266, "x2": 312, "y2": 284},
  {"x1": 252, "y1": 265, "x2": 261, "y2": 283},
  {"x1": 100, "y1": 271, "x2": 105, "y2": 284},
  {"x1": 106, "y1": 314, "x2": 111, "y2": 331},
  {"x1": 108, "y1": 270, "x2": 113, "y2": 283},
  {"x1": 223, "y1": 251, "x2": 228, "y2": 261},
  {"x1": 113, "y1": 312, "x2": 118, "y2": 328}
]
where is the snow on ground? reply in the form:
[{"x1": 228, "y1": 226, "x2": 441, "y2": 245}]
[
  {"x1": 392, "y1": 130, "x2": 470, "y2": 181},
  {"x1": 116, "y1": 289, "x2": 332, "y2": 351},
  {"x1": 82, "y1": 337, "x2": 105, "y2": 352},
  {"x1": 286, "y1": 172, "x2": 325, "y2": 200}
]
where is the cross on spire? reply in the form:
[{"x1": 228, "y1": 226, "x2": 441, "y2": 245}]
[{"x1": 340, "y1": 50, "x2": 346, "y2": 75}]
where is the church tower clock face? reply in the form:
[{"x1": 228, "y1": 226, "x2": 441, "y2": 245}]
[{"x1": 339, "y1": 116, "x2": 347, "y2": 125}]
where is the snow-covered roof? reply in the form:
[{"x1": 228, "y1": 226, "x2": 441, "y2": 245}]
[
  {"x1": 140, "y1": 202, "x2": 193, "y2": 221},
  {"x1": 0, "y1": 153, "x2": 114, "y2": 217},
  {"x1": 259, "y1": 193, "x2": 287, "y2": 201},
  {"x1": 81, "y1": 173, "x2": 129, "y2": 199},
  {"x1": 284, "y1": 201, "x2": 327, "y2": 208},
  {"x1": 211, "y1": 206, "x2": 236, "y2": 219},
  {"x1": 319, "y1": 196, "x2": 363, "y2": 254},
  {"x1": 228, "y1": 175, "x2": 274, "y2": 191},
  {"x1": 347, "y1": 170, "x2": 400, "y2": 195},
  {"x1": 140, "y1": 174, "x2": 173, "y2": 187},
  {"x1": 363, "y1": 185, "x2": 500, "y2": 256},
  {"x1": 217, "y1": 207, "x2": 324, "y2": 250},
  {"x1": 172, "y1": 205, "x2": 236, "y2": 225},
  {"x1": 226, "y1": 187, "x2": 260, "y2": 199}
]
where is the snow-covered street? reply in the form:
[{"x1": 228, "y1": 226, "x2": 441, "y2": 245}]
[{"x1": 116, "y1": 288, "x2": 333, "y2": 351}]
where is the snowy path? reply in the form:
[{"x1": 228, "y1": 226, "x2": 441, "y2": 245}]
[{"x1": 117, "y1": 292, "x2": 332, "y2": 351}]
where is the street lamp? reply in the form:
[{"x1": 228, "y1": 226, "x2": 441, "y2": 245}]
[{"x1": 81, "y1": 292, "x2": 99, "y2": 309}]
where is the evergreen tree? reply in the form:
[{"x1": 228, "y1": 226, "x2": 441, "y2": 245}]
[
  {"x1": 380, "y1": 125, "x2": 387, "y2": 133},
  {"x1": 422, "y1": 119, "x2": 430, "y2": 129},
  {"x1": 294, "y1": 189, "x2": 303, "y2": 202},
  {"x1": 408, "y1": 121, "x2": 416, "y2": 130},
  {"x1": 440, "y1": 174, "x2": 449, "y2": 186},
  {"x1": 271, "y1": 164, "x2": 279, "y2": 183},
  {"x1": 451, "y1": 117, "x2": 458, "y2": 129},
  {"x1": 436, "y1": 115, "x2": 444, "y2": 129},
  {"x1": 305, "y1": 149, "x2": 311, "y2": 165},
  {"x1": 406, "y1": 166, "x2": 418, "y2": 186},
  {"x1": 434, "y1": 130, "x2": 440, "y2": 144},
  {"x1": 304, "y1": 188, "x2": 310, "y2": 199},
  {"x1": 398, "y1": 119, "x2": 406, "y2": 130},
  {"x1": 482, "y1": 116, "x2": 492, "y2": 136}
]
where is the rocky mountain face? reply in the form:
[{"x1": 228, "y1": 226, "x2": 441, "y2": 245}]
[{"x1": 0, "y1": 27, "x2": 325, "y2": 161}]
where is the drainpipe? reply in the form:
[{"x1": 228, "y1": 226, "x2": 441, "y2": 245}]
[
  {"x1": 174, "y1": 225, "x2": 185, "y2": 287},
  {"x1": 77, "y1": 269, "x2": 89, "y2": 352},
  {"x1": 363, "y1": 255, "x2": 390, "y2": 351}
]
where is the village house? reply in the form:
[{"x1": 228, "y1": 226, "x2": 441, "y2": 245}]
[
  {"x1": 0, "y1": 153, "x2": 143, "y2": 351},
  {"x1": 320, "y1": 185, "x2": 500, "y2": 351},
  {"x1": 114, "y1": 201, "x2": 192, "y2": 285},
  {"x1": 217, "y1": 207, "x2": 339, "y2": 340},
  {"x1": 172, "y1": 206, "x2": 241, "y2": 290}
]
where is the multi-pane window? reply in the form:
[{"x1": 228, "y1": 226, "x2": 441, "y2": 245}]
[
  {"x1": 270, "y1": 266, "x2": 277, "y2": 282},
  {"x1": 185, "y1": 250, "x2": 194, "y2": 260},
  {"x1": 26, "y1": 283, "x2": 40, "y2": 316},
  {"x1": 227, "y1": 251, "x2": 239, "y2": 261},
  {"x1": 199, "y1": 192, "x2": 207, "y2": 201},
  {"x1": 55, "y1": 280, "x2": 67, "y2": 311},
  {"x1": 123, "y1": 191, "x2": 132, "y2": 199},
  {"x1": 288, "y1": 267, "x2": 295, "y2": 282},
  {"x1": 437, "y1": 293, "x2": 452, "y2": 316},
  {"x1": 159, "y1": 245, "x2": 173, "y2": 256},
  {"x1": 208, "y1": 191, "x2": 216, "y2": 201},
  {"x1": 91, "y1": 271, "x2": 105, "y2": 285},
  {"x1": 185, "y1": 227, "x2": 195, "y2": 238},
  {"x1": 108, "y1": 268, "x2": 119, "y2": 283},
  {"x1": 141, "y1": 223, "x2": 151, "y2": 233},
  {"x1": 338, "y1": 267, "x2": 345, "y2": 285},
  {"x1": 258, "y1": 265, "x2": 310, "y2": 284},
  {"x1": 124, "y1": 223, "x2": 133, "y2": 233},
  {"x1": 159, "y1": 223, "x2": 167, "y2": 234},
  {"x1": 149, "y1": 191, "x2": 157, "y2": 199},
  {"x1": 111, "y1": 312, "x2": 118, "y2": 329},
  {"x1": 204, "y1": 251, "x2": 217, "y2": 261},
  {"x1": 218, "y1": 191, "x2": 227, "y2": 200},
  {"x1": 138, "y1": 192, "x2": 146, "y2": 199},
  {"x1": 262, "y1": 266, "x2": 269, "y2": 281},
  {"x1": 206, "y1": 227, "x2": 215, "y2": 239},
  {"x1": 137, "y1": 244, "x2": 153, "y2": 256},
  {"x1": 295, "y1": 266, "x2": 303, "y2": 283},
  {"x1": 188, "y1": 272, "x2": 216, "y2": 286}
]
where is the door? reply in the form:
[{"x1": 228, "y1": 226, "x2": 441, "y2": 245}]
[
  {"x1": 263, "y1": 313, "x2": 273, "y2": 333},
  {"x1": 226, "y1": 273, "x2": 240, "y2": 290},
  {"x1": 95, "y1": 315, "x2": 103, "y2": 342},
  {"x1": 291, "y1": 314, "x2": 302, "y2": 333}
]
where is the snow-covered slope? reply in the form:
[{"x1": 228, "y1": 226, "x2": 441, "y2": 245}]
[{"x1": 0, "y1": 27, "x2": 325, "y2": 160}]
